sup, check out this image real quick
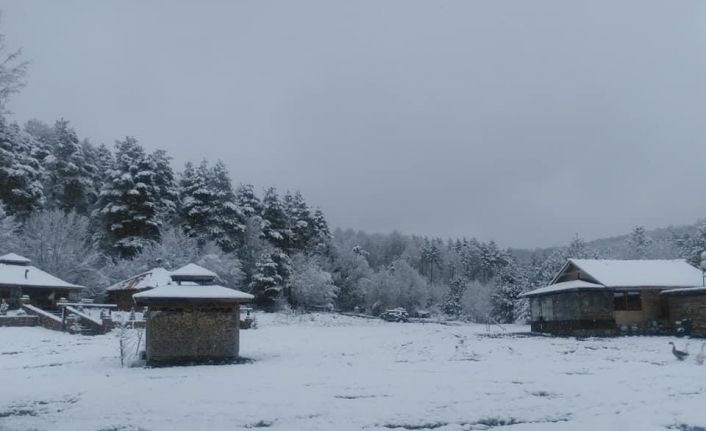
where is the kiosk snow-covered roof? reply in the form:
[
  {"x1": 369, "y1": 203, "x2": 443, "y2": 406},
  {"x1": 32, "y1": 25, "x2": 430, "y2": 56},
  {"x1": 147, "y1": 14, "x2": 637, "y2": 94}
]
[{"x1": 0, "y1": 253, "x2": 82, "y2": 290}]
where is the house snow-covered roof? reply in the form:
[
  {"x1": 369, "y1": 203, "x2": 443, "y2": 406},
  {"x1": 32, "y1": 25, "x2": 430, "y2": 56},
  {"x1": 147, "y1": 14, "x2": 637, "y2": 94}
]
[
  {"x1": 523, "y1": 259, "x2": 703, "y2": 298},
  {"x1": 563, "y1": 259, "x2": 703, "y2": 288},
  {"x1": 170, "y1": 263, "x2": 217, "y2": 279},
  {"x1": 0, "y1": 253, "x2": 31, "y2": 265},
  {"x1": 105, "y1": 268, "x2": 172, "y2": 292},
  {"x1": 0, "y1": 256, "x2": 82, "y2": 290},
  {"x1": 133, "y1": 285, "x2": 253, "y2": 303},
  {"x1": 520, "y1": 280, "x2": 605, "y2": 297}
]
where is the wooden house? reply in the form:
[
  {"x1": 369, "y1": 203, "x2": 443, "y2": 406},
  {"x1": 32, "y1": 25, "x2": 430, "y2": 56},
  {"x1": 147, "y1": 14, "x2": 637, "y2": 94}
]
[
  {"x1": 133, "y1": 264, "x2": 253, "y2": 364},
  {"x1": 522, "y1": 259, "x2": 703, "y2": 336},
  {"x1": 0, "y1": 253, "x2": 83, "y2": 309},
  {"x1": 105, "y1": 267, "x2": 171, "y2": 310}
]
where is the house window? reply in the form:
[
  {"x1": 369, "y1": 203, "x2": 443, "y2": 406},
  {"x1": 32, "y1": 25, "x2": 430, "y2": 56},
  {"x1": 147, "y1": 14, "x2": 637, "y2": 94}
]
[{"x1": 614, "y1": 291, "x2": 641, "y2": 311}]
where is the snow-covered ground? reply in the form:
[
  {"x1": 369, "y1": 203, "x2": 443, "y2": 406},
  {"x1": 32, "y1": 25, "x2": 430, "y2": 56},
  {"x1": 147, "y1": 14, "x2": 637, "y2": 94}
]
[{"x1": 1, "y1": 313, "x2": 705, "y2": 431}]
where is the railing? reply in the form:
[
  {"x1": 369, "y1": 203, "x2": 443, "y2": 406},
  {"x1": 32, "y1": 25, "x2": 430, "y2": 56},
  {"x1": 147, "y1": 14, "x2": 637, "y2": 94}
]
[
  {"x1": 20, "y1": 303, "x2": 64, "y2": 331},
  {"x1": 18, "y1": 297, "x2": 119, "y2": 334},
  {"x1": 64, "y1": 305, "x2": 103, "y2": 329},
  {"x1": 57, "y1": 302, "x2": 117, "y2": 334}
]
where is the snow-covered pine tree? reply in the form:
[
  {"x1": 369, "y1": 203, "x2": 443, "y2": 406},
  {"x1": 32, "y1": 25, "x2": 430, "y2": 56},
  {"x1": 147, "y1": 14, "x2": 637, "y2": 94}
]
[
  {"x1": 0, "y1": 118, "x2": 44, "y2": 217},
  {"x1": 249, "y1": 249, "x2": 291, "y2": 309},
  {"x1": 675, "y1": 222, "x2": 706, "y2": 266},
  {"x1": 235, "y1": 183, "x2": 262, "y2": 218},
  {"x1": 420, "y1": 239, "x2": 442, "y2": 284},
  {"x1": 178, "y1": 160, "x2": 245, "y2": 252},
  {"x1": 490, "y1": 260, "x2": 527, "y2": 323},
  {"x1": 178, "y1": 161, "x2": 207, "y2": 237},
  {"x1": 93, "y1": 143, "x2": 114, "y2": 178},
  {"x1": 44, "y1": 119, "x2": 97, "y2": 214},
  {"x1": 284, "y1": 191, "x2": 310, "y2": 250},
  {"x1": 207, "y1": 161, "x2": 246, "y2": 252},
  {"x1": 23, "y1": 119, "x2": 54, "y2": 165},
  {"x1": 81, "y1": 140, "x2": 113, "y2": 196},
  {"x1": 94, "y1": 137, "x2": 160, "y2": 257},
  {"x1": 478, "y1": 240, "x2": 508, "y2": 282},
  {"x1": 627, "y1": 225, "x2": 652, "y2": 259},
  {"x1": 566, "y1": 234, "x2": 598, "y2": 259},
  {"x1": 443, "y1": 277, "x2": 466, "y2": 317},
  {"x1": 311, "y1": 207, "x2": 332, "y2": 254},
  {"x1": 261, "y1": 187, "x2": 291, "y2": 250},
  {"x1": 459, "y1": 238, "x2": 482, "y2": 280},
  {"x1": 149, "y1": 149, "x2": 178, "y2": 220}
]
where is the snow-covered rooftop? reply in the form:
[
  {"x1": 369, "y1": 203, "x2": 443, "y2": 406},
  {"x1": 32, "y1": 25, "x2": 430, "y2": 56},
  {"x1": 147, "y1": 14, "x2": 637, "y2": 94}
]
[
  {"x1": 0, "y1": 253, "x2": 31, "y2": 265},
  {"x1": 105, "y1": 268, "x2": 172, "y2": 292},
  {"x1": 0, "y1": 261, "x2": 82, "y2": 290},
  {"x1": 170, "y1": 263, "x2": 217, "y2": 279},
  {"x1": 133, "y1": 285, "x2": 253, "y2": 302},
  {"x1": 562, "y1": 259, "x2": 703, "y2": 288},
  {"x1": 520, "y1": 280, "x2": 605, "y2": 297}
]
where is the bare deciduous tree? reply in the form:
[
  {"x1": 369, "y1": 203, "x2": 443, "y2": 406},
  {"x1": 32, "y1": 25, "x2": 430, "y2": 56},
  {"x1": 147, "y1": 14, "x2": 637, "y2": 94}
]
[{"x1": 0, "y1": 15, "x2": 28, "y2": 113}]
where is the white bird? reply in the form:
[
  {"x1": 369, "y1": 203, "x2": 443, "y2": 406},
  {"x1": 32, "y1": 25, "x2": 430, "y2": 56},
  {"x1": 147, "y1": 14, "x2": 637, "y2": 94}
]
[
  {"x1": 669, "y1": 342, "x2": 689, "y2": 361},
  {"x1": 696, "y1": 343, "x2": 705, "y2": 365}
]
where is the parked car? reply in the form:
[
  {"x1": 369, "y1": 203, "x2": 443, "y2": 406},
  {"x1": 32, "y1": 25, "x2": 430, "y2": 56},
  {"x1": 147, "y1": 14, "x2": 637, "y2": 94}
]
[{"x1": 380, "y1": 308, "x2": 409, "y2": 322}]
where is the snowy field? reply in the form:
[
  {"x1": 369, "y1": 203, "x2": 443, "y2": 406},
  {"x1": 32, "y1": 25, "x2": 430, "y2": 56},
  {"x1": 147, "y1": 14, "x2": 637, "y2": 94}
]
[{"x1": 1, "y1": 314, "x2": 706, "y2": 431}]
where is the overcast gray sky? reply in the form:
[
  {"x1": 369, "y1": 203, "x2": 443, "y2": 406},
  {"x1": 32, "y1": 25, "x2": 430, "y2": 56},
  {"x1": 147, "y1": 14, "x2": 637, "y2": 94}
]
[{"x1": 2, "y1": 0, "x2": 706, "y2": 248}]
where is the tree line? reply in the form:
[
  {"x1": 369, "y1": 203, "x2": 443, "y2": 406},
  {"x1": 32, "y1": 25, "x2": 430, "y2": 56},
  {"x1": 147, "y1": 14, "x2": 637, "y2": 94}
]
[{"x1": 2, "y1": 19, "x2": 706, "y2": 322}]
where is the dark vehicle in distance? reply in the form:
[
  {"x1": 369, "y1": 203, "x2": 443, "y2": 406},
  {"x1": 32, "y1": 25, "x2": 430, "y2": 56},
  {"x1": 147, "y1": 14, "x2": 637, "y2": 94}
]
[{"x1": 380, "y1": 308, "x2": 409, "y2": 322}]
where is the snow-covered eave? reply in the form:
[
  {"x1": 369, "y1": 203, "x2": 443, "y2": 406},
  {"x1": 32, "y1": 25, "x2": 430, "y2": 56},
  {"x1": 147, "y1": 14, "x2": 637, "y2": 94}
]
[
  {"x1": 661, "y1": 286, "x2": 706, "y2": 296},
  {"x1": 134, "y1": 296, "x2": 253, "y2": 305},
  {"x1": 105, "y1": 285, "x2": 152, "y2": 292},
  {"x1": 132, "y1": 285, "x2": 254, "y2": 305},
  {"x1": 0, "y1": 282, "x2": 83, "y2": 290},
  {"x1": 520, "y1": 280, "x2": 605, "y2": 297},
  {"x1": 607, "y1": 284, "x2": 700, "y2": 290}
]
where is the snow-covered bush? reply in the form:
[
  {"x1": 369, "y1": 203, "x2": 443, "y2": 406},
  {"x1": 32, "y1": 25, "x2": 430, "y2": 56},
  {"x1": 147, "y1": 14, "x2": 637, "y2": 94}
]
[
  {"x1": 365, "y1": 259, "x2": 428, "y2": 315},
  {"x1": 196, "y1": 243, "x2": 244, "y2": 289},
  {"x1": 133, "y1": 226, "x2": 201, "y2": 270},
  {"x1": 288, "y1": 254, "x2": 338, "y2": 310},
  {"x1": 461, "y1": 280, "x2": 493, "y2": 323},
  {"x1": 16, "y1": 209, "x2": 102, "y2": 291},
  {"x1": 330, "y1": 239, "x2": 373, "y2": 311}
]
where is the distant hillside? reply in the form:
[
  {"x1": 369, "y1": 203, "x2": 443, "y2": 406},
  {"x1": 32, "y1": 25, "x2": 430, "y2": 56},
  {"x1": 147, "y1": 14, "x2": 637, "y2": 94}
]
[{"x1": 510, "y1": 219, "x2": 705, "y2": 264}]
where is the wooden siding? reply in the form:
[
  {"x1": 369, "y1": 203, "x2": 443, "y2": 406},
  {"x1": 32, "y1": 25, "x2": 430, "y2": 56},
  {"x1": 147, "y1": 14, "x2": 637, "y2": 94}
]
[
  {"x1": 666, "y1": 293, "x2": 706, "y2": 337},
  {"x1": 553, "y1": 262, "x2": 600, "y2": 284},
  {"x1": 143, "y1": 305, "x2": 241, "y2": 364},
  {"x1": 107, "y1": 289, "x2": 147, "y2": 311},
  {"x1": 613, "y1": 289, "x2": 666, "y2": 327}
]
